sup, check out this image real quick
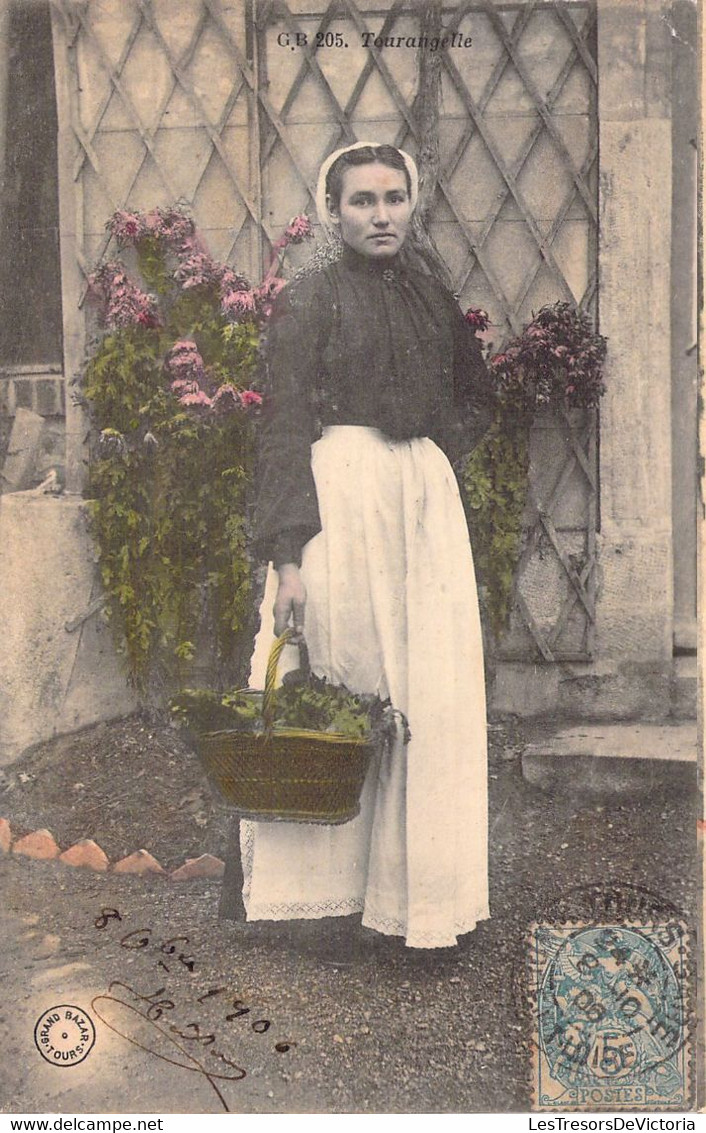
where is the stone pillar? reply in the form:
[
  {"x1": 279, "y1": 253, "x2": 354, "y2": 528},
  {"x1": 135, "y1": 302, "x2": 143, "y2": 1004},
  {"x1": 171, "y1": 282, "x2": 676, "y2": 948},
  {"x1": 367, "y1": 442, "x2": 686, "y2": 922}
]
[{"x1": 591, "y1": 0, "x2": 674, "y2": 716}]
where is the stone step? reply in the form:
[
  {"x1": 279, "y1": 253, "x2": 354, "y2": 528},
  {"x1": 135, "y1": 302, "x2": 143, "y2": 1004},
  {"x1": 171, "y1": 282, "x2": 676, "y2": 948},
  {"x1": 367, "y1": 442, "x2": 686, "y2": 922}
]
[
  {"x1": 521, "y1": 721, "x2": 697, "y2": 799},
  {"x1": 671, "y1": 654, "x2": 697, "y2": 720}
]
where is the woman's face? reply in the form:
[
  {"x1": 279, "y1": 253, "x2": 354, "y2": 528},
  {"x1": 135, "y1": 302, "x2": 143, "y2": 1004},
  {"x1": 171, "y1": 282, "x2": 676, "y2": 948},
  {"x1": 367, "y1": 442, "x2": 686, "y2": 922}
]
[{"x1": 328, "y1": 162, "x2": 412, "y2": 259}]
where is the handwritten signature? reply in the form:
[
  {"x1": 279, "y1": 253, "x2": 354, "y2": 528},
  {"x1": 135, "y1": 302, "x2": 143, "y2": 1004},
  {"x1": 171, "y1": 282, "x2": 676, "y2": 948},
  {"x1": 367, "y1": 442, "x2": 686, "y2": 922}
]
[{"x1": 92, "y1": 907, "x2": 294, "y2": 1112}]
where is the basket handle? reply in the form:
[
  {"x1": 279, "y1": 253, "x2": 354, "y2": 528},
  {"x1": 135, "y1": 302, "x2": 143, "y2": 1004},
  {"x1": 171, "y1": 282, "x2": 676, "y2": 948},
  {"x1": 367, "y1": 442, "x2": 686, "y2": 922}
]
[{"x1": 262, "y1": 628, "x2": 310, "y2": 738}]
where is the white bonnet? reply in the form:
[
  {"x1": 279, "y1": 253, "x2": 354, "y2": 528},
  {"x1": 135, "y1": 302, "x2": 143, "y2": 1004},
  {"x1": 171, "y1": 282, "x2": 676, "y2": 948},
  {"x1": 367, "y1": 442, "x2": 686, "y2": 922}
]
[{"x1": 315, "y1": 141, "x2": 419, "y2": 234}]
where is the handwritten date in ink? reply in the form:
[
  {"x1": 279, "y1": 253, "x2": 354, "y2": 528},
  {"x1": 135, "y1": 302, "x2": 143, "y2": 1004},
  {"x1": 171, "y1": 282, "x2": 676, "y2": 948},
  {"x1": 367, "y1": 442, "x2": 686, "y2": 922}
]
[
  {"x1": 95, "y1": 910, "x2": 195, "y2": 973},
  {"x1": 92, "y1": 906, "x2": 296, "y2": 1108}
]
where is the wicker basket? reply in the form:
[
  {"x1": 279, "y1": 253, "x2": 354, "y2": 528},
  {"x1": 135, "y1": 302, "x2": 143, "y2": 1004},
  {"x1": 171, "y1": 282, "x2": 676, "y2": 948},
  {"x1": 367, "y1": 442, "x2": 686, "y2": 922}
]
[{"x1": 195, "y1": 629, "x2": 375, "y2": 824}]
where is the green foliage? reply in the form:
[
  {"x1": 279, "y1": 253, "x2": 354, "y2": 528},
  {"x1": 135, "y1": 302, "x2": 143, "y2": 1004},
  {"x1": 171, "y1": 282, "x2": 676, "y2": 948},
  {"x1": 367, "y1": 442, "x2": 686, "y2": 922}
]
[
  {"x1": 462, "y1": 415, "x2": 530, "y2": 638},
  {"x1": 171, "y1": 676, "x2": 390, "y2": 742},
  {"x1": 137, "y1": 237, "x2": 172, "y2": 295},
  {"x1": 461, "y1": 300, "x2": 606, "y2": 640},
  {"x1": 82, "y1": 243, "x2": 259, "y2": 691}
]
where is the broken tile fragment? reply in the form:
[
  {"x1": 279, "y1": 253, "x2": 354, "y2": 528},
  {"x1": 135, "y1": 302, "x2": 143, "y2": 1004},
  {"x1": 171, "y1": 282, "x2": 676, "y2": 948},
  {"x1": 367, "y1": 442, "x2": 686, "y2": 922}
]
[
  {"x1": 13, "y1": 829, "x2": 60, "y2": 860},
  {"x1": 170, "y1": 854, "x2": 225, "y2": 881},
  {"x1": 0, "y1": 818, "x2": 12, "y2": 853},
  {"x1": 113, "y1": 849, "x2": 165, "y2": 876},
  {"x1": 59, "y1": 839, "x2": 109, "y2": 871}
]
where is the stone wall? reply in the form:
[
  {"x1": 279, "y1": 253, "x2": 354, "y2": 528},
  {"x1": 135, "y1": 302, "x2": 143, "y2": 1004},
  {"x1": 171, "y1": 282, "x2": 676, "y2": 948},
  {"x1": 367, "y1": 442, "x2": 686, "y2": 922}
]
[{"x1": 0, "y1": 493, "x2": 137, "y2": 766}]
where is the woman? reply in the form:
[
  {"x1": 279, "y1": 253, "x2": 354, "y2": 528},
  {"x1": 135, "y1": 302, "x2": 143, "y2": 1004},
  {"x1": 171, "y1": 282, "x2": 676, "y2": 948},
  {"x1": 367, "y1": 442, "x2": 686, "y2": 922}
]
[{"x1": 242, "y1": 142, "x2": 493, "y2": 949}]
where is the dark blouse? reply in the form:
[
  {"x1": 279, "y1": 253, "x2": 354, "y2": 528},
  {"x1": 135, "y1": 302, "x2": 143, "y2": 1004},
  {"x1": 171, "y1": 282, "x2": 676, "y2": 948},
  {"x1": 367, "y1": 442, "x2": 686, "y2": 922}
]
[{"x1": 253, "y1": 244, "x2": 494, "y2": 566}]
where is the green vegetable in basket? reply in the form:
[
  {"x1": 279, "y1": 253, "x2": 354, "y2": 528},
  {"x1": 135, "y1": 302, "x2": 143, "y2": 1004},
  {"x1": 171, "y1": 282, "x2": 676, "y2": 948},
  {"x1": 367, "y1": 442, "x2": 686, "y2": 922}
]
[{"x1": 171, "y1": 674, "x2": 403, "y2": 744}]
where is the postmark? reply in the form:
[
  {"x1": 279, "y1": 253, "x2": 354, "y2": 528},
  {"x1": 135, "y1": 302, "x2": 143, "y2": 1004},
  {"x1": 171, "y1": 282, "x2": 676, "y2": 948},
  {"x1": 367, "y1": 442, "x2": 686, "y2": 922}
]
[
  {"x1": 529, "y1": 922, "x2": 691, "y2": 1111},
  {"x1": 538, "y1": 882, "x2": 688, "y2": 927},
  {"x1": 33, "y1": 1004, "x2": 96, "y2": 1067}
]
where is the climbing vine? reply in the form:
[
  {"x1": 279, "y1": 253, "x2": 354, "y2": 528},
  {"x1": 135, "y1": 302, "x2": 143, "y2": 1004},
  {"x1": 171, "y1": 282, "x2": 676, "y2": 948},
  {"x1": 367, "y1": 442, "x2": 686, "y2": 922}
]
[
  {"x1": 462, "y1": 302, "x2": 607, "y2": 638},
  {"x1": 82, "y1": 202, "x2": 606, "y2": 682},
  {"x1": 81, "y1": 206, "x2": 312, "y2": 690}
]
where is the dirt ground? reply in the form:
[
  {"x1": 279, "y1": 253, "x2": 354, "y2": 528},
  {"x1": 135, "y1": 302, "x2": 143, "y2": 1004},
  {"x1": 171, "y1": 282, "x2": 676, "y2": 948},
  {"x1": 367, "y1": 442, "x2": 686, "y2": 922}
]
[
  {"x1": 0, "y1": 712, "x2": 530, "y2": 870},
  {"x1": 0, "y1": 712, "x2": 233, "y2": 870},
  {"x1": 0, "y1": 714, "x2": 699, "y2": 1114}
]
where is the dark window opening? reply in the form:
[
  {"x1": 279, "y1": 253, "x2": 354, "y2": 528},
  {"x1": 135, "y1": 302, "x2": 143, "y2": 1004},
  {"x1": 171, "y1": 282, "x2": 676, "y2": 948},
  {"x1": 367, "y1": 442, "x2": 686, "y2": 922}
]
[{"x1": 0, "y1": 0, "x2": 62, "y2": 367}]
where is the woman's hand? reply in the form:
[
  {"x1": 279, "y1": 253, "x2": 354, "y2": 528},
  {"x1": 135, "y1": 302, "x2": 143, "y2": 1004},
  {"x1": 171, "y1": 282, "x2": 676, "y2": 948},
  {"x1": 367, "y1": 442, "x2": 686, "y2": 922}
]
[{"x1": 273, "y1": 563, "x2": 307, "y2": 639}]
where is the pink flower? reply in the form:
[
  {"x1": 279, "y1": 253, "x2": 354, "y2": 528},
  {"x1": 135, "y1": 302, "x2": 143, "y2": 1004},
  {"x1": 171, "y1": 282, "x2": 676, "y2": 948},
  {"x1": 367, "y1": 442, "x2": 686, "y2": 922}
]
[
  {"x1": 146, "y1": 206, "x2": 195, "y2": 248},
  {"x1": 254, "y1": 277, "x2": 286, "y2": 318},
  {"x1": 464, "y1": 307, "x2": 489, "y2": 332},
  {"x1": 137, "y1": 309, "x2": 159, "y2": 328},
  {"x1": 222, "y1": 288, "x2": 257, "y2": 317},
  {"x1": 89, "y1": 262, "x2": 159, "y2": 328},
  {"x1": 171, "y1": 338, "x2": 200, "y2": 353},
  {"x1": 240, "y1": 389, "x2": 263, "y2": 407},
  {"x1": 166, "y1": 341, "x2": 205, "y2": 389},
  {"x1": 106, "y1": 210, "x2": 147, "y2": 246},
  {"x1": 88, "y1": 261, "x2": 124, "y2": 296},
  {"x1": 170, "y1": 378, "x2": 200, "y2": 394},
  {"x1": 220, "y1": 267, "x2": 251, "y2": 295},
  {"x1": 109, "y1": 291, "x2": 158, "y2": 327},
  {"x1": 173, "y1": 249, "x2": 222, "y2": 290},
  {"x1": 212, "y1": 384, "x2": 242, "y2": 412},
  {"x1": 283, "y1": 214, "x2": 314, "y2": 244},
  {"x1": 179, "y1": 390, "x2": 213, "y2": 408},
  {"x1": 210, "y1": 385, "x2": 263, "y2": 413}
]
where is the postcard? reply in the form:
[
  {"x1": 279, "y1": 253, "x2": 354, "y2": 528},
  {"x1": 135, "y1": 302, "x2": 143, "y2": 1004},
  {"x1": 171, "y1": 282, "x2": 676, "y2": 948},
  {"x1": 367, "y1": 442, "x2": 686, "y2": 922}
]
[{"x1": 0, "y1": 0, "x2": 700, "y2": 1117}]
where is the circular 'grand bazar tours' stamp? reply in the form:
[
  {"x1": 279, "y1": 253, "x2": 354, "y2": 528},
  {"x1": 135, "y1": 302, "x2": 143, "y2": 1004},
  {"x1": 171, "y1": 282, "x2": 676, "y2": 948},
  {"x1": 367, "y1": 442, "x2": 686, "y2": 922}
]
[{"x1": 34, "y1": 1004, "x2": 96, "y2": 1067}]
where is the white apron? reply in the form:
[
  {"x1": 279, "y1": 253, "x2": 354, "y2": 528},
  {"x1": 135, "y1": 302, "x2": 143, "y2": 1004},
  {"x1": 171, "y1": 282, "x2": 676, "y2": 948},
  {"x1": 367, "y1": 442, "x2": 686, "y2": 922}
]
[{"x1": 241, "y1": 426, "x2": 489, "y2": 949}]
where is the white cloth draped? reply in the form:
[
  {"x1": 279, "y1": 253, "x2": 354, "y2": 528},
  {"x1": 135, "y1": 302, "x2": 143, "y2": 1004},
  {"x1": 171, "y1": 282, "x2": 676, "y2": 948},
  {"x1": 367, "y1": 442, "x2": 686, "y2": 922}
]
[{"x1": 241, "y1": 426, "x2": 489, "y2": 949}]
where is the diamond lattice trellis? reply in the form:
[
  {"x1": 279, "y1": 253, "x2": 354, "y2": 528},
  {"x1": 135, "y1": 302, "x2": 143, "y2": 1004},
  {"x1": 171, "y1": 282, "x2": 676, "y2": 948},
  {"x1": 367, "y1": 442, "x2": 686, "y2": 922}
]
[
  {"x1": 54, "y1": 0, "x2": 275, "y2": 280},
  {"x1": 52, "y1": 0, "x2": 599, "y2": 661}
]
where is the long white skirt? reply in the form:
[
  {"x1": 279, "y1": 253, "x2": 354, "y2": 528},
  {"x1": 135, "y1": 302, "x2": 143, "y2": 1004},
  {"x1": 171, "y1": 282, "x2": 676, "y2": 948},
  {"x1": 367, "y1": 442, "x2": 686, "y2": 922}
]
[{"x1": 241, "y1": 426, "x2": 489, "y2": 949}]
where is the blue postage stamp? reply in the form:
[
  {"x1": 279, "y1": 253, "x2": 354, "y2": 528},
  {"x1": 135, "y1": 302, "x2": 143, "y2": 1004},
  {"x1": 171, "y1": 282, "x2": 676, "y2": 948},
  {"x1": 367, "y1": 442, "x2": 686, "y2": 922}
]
[{"x1": 530, "y1": 922, "x2": 691, "y2": 1110}]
